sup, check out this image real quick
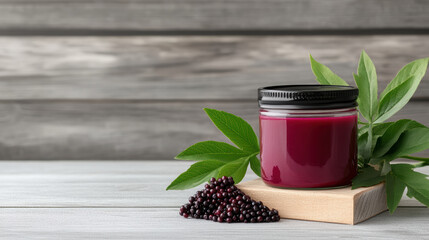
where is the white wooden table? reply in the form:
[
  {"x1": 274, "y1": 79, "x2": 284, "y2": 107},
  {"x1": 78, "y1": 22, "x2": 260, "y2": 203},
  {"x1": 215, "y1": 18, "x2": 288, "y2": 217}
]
[{"x1": 0, "y1": 161, "x2": 428, "y2": 239}]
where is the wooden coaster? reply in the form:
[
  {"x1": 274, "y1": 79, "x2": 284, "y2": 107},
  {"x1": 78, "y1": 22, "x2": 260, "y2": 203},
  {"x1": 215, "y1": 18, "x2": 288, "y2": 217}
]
[{"x1": 237, "y1": 179, "x2": 387, "y2": 225}]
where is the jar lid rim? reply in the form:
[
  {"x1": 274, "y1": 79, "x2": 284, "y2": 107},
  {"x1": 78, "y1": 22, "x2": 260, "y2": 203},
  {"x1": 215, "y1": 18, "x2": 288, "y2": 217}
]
[{"x1": 258, "y1": 84, "x2": 358, "y2": 109}]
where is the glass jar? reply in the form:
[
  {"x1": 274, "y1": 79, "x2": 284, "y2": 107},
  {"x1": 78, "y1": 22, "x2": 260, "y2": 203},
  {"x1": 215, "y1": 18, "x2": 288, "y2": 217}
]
[{"x1": 258, "y1": 85, "x2": 359, "y2": 189}]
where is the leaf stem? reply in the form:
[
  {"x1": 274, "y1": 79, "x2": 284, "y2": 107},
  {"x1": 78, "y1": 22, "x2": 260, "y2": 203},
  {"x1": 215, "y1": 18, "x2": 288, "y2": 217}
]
[{"x1": 364, "y1": 122, "x2": 373, "y2": 162}]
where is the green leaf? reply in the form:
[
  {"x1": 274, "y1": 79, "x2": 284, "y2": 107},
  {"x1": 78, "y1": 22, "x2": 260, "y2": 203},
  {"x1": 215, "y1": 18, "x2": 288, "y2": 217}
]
[
  {"x1": 353, "y1": 50, "x2": 378, "y2": 122},
  {"x1": 358, "y1": 122, "x2": 394, "y2": 162},
  {"x1": 376, "y1": 76, "x2": 415, "y2": 123},
  {"x1": 380, "y1": 58, "x2": 428, "y2": 98},
  {"x1": 166, "y1": 160, "x2": 225, "y2": 190},
  {"x1": 217, "y1": 156, "x2": 250, "y2": 184},
  {"x1": 383, "y1": 127, "x2": 429, "y2": 161},
  {"x1": 391, "y1": 164, "x2": 429, "y2": 207},
  {"x1": 385, "y1": 172, "x2": 406, "y2": 213},
  {"x1": 376, "y1": 58, "x2": 429, "y2": 123},
  {"x1": 309, "y1": 55, "x2": 349, "y2": 86},
  {"x1": 372, "y1": 120, "x2": 426, "y2": 158},
  {"x1": 175, "y1": 141, "x2": 250, "y2": 162},
  {"x1": 407, "y1": 188, "x2": 429, "y2": 206},
  {"x1": 249, "y1": 155, "x2": 261, "y2": 177},
  {"x1": 204, "y1": 108, "x2": 259, "y2": 153},
  {"x1": 407, "y1": 188, "x2": 415, "y2": 198},
  {"x1": 352, "y1": 166, "x2": 385, "y2": 189}
]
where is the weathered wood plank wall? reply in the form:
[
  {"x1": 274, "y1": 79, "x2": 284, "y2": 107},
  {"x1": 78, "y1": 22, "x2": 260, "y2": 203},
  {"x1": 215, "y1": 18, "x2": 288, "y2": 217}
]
[
  {"x1": 1, "y1": 0, "x2": 429, "y2": 32},
  {"x1": 0, "y1": 1, "x2": 428, "y2": 160}
]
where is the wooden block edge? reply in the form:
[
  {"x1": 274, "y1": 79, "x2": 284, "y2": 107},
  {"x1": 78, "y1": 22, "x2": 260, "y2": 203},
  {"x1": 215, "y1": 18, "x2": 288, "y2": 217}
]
[{"x1": 353, "y1": 183, "x2": 387, "y2": 225}]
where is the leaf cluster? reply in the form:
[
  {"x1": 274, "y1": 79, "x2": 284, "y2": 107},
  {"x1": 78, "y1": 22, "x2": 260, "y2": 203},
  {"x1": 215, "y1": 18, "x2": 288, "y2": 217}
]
[
  {"x1": 166, "y1": 109, "x2": 261, "y2": 190},
  {"x1": 310, "y1": 52, "x2": 429, "y2": 212}
]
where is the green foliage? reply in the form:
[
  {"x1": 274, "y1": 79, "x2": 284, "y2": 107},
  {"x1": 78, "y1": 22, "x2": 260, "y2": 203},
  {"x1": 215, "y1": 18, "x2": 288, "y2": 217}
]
[
  {"x1": 351, "y1": 166, "x2": 385, "y2": 189},
  {"x1": 167, "y1": 109, "x2": 260, "y2": 190},
  {"x1": 203, "y1": 108, "x2": 259, "y2": 153},
  {"x1": 372, "y1": 120, "x2": 425, "y2": 159},
  {"x1": 175, "y1": 141, "x2": 250, "y2": 162},
  {"x1": 392, "y1": 164, "x2": 429, "y2": 208},
  {"x1": 311, "y1": 52, "x2": 429, "y2": 213},
  {"x1": 166, "y1": 160, "x2": 225, "y2": 190},
  {"x1": 376, "y1": 58, "x2": 429, "y2": 123},
  {"x1": 309, "y1": 55, "x2": 348, "y2": 86},
  {"x1": 385, "y1": 172, "x2": 406, "y2": 213},
  {"x1": 353, "y1": 50, "x2": 378, "y2": 122}
]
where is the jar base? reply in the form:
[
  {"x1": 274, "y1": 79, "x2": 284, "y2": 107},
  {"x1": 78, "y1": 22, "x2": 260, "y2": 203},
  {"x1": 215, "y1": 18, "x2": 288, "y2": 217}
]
[{"x1": 262, "y1": 180, "x2": 352, "y2": 190}]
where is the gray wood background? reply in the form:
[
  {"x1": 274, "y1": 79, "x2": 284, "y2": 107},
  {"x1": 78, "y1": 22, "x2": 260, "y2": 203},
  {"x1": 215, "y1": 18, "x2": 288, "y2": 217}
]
[{"x1": 0, "y1": 1, "x2": 428, "y2": 160}]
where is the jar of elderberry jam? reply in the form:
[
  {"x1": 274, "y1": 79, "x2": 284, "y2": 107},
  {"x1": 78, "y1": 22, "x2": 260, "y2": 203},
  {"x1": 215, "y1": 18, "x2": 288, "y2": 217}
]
[{"x1": 258, "y1": 85, "x2": 359, "y2": 189}]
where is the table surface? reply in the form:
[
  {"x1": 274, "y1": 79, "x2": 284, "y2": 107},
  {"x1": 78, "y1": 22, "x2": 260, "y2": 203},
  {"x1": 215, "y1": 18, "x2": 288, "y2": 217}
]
[{"x1": 0, "y1": 160, "x2": 428, "y2": 239}]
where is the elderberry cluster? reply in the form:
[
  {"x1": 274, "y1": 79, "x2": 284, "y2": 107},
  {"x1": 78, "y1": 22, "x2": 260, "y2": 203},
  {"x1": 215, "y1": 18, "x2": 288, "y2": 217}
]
[{"x1": 179, "y1": 176, "x2": 280, "y2": 223}]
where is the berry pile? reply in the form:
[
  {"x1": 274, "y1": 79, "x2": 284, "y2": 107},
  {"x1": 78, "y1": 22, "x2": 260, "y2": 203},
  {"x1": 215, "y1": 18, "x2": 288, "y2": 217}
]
[{"x1": 179, "y1": 176, "x2": 280, "y2": 223}]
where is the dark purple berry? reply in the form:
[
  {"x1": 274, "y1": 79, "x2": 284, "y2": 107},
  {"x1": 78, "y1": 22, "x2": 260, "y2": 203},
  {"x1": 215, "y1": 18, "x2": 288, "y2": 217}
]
[
  {"x1": 179, "y1": 176, "x2": 280, "y2": 223},
  {"x1": 228, "y1": 177, "x2": 234, "y2": 183}
]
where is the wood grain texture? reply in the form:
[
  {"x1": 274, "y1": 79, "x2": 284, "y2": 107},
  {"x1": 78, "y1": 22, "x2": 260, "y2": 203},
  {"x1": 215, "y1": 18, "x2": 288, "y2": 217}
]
[
  {"x1": 0, "y1": 0, "x2": 429, "y2": 31},
  {"x1": 0, "y1": 101, "x2": 427, "y2": 160},
  {"x1": 238, "y1": 179, "x2": 387, "y2": 225},
  {"x1": 0, "y1": 160, "x2": 255, "y2": 207},
  {"x1": 1, "y1": 207, "x2": 428, "y2": 239},
  {"x1": 0, "y1": 161, "x2": 426, "y2": 208},
  {"x1": 353, "y1": 182, "x2": 388, "y2": 224},
  {"x1": 0, "y1": 36, "x2": 428, "y2": 100}
]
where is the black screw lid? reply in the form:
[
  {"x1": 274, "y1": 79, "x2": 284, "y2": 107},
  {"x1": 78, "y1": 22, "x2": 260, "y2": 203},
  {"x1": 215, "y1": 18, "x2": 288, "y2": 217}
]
[{"x1": 258, "y1": 85, "x2": 359, "y2": 110}]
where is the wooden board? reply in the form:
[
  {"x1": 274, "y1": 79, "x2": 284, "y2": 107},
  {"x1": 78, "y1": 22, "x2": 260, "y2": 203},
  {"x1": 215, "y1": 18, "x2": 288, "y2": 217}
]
[
  {"x1": 238, "y1": 179, "x2": 387, "y2": 225},
  {"x1": 0, "y1": 161, "x2": 428, "y2": 239},
  {"x1": 0, "y1": 101, "x2": 427, "y2": 160},
  {"x1": 0, "y1": 1, "x2": 429, "y2": 32},
  {"x1": 0, "y1": 160, "x2": 425, "y2": 208},
  {"x1": 0, "y1": 36, "x2": 429, "y2": 100}
]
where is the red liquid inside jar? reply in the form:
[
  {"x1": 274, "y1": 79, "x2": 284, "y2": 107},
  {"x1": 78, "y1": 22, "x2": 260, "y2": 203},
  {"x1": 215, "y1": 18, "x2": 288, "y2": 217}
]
[
  {"x1": 258, "y1": 85, "x2": 359, "y2": 188},
  {"x1": 260, "y1": 112, "x2": 357, "y2": 188}
]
